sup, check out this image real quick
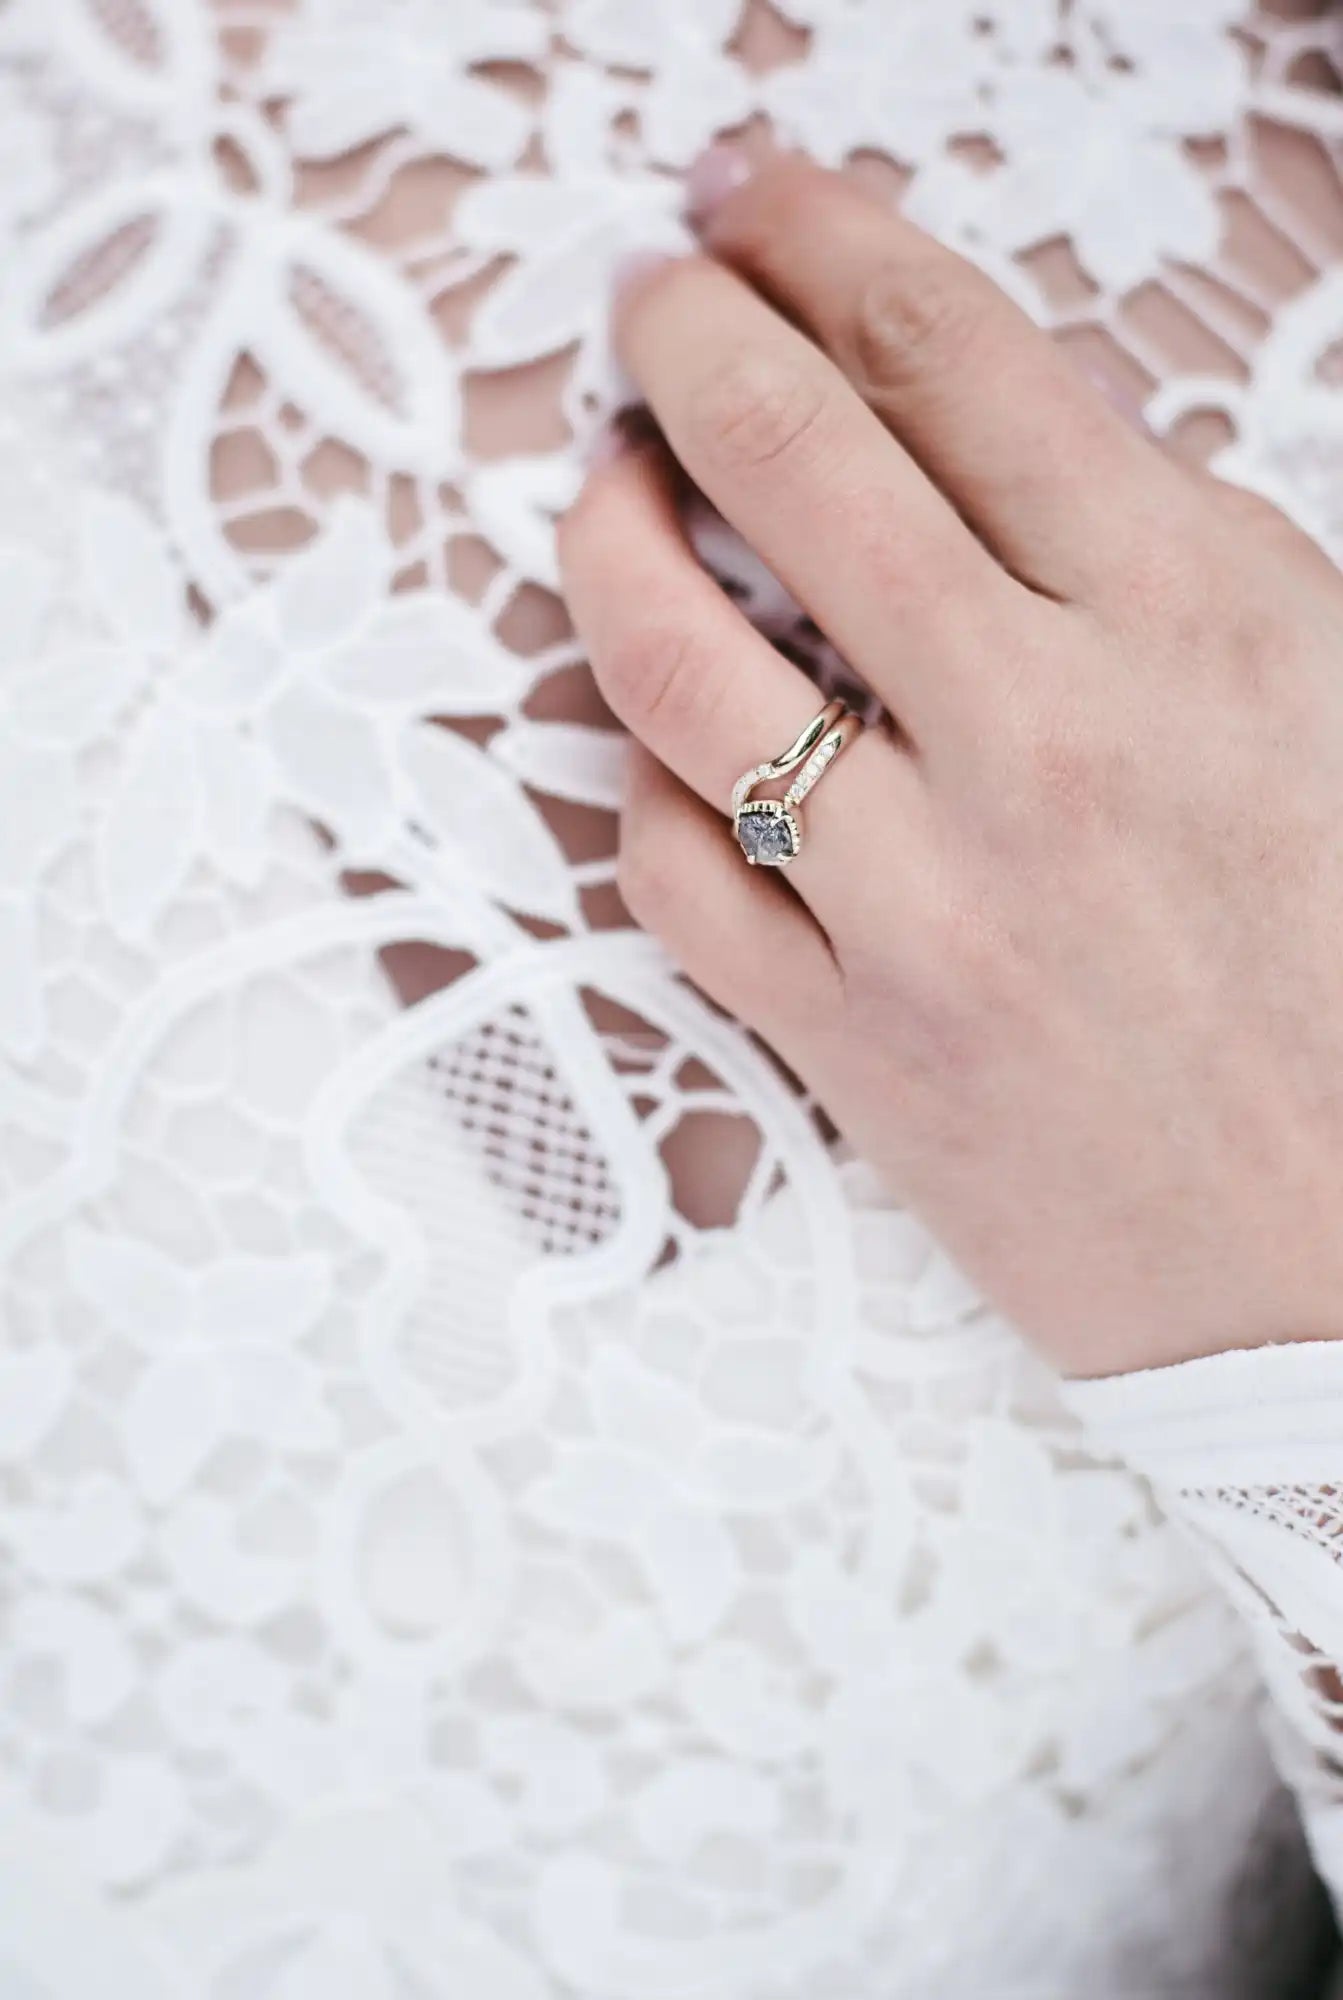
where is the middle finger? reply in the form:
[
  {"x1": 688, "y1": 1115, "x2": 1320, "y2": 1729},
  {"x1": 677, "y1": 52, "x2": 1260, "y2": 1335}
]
[{"x1": 616, "y1": 254, "x2": 1026, "y2": 744}]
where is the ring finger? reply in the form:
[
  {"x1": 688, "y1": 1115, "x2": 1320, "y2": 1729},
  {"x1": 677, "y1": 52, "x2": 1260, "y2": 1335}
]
[{"x1": 558, "y1": 432, "x2": 940, "y2": 933}]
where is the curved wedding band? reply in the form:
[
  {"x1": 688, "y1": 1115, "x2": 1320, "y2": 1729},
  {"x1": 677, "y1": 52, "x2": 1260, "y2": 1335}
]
[{"x1": 731, "y1": 699, "x2": 863, "y2": 867}]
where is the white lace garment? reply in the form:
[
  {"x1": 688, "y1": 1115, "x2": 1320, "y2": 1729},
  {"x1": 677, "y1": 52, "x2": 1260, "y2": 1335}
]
[{"x1": 2, "y1": 2, "x2": 1343, "y2": 1995}]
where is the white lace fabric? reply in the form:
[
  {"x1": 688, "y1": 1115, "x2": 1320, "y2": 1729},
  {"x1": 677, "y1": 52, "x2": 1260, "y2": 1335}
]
[
  {"x1": 2, "y1": 1, "x2": 1343, "y2": 1994},
  {"x1": 1063, "y1": 1346, "x2": 1343, "y2": 1929}
]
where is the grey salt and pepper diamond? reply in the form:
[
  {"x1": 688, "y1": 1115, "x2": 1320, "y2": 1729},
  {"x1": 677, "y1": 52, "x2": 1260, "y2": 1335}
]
[{"x1": 735, "y1": 805, "x2": 799, "y2": 865}]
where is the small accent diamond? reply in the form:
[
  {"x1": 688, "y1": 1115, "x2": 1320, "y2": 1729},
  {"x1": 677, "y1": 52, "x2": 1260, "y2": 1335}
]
[{"x1": 785, "y1": 734, "x2": 839, "y2": 808}]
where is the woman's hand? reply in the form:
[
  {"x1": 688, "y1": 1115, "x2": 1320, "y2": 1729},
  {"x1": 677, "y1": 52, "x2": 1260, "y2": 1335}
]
[{"x1": 559, "y1": 150, "x2": 1343, "y2": 1380}]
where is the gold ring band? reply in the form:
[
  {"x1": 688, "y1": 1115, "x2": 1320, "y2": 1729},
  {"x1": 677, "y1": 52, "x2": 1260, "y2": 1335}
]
[{"x1": 732, "y1": 699, "x2": 862, "y2": 867}]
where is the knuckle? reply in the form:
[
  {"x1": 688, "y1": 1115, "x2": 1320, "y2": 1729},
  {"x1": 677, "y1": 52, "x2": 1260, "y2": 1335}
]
[
  {"x1": 1009, "y1": 711, "x2": 1130, "y2": 831},
  {"x1": 1027, "y1": 730, "x2": 1103, "y2": 817},
  {"x1": 849, "y1": 257, "x2": 986, "y2": 394},
  {"x1": 600, "y1": 616, "x2": 710, "y2": 738},
  {"x1": 686, "y1": 348, "x2": 828, "y2": 474},
  {"x1": 987, "y1": 677, "x2": 1098, "y2": 820}
]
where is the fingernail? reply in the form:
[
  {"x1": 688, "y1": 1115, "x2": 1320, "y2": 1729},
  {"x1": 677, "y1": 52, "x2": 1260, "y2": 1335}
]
[
  {"x1": 611, "y1": 249, "x2": 674, "y2": 308},
  {"x1": 684, "y1": 141, "x2": 755, "y2": 227}
]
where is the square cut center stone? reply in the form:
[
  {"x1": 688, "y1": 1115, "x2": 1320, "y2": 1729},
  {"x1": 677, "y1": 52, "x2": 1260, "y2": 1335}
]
[{"x1": 737, "y1": 810, "x2": 796, "y2": 863}]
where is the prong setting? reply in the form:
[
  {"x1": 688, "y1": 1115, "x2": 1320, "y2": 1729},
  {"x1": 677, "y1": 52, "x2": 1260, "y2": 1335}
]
[
  {"x1": 734, "y1": 799, "x2": 801, "y2": 866},
  {"x1": 731, "y1": 701, "x2": 860, "y2": 871}
]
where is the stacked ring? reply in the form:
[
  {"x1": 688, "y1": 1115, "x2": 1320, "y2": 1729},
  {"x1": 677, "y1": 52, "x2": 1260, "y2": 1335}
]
[{"x1": 731, "y1": 699, "x2": 863, "y2": 867}]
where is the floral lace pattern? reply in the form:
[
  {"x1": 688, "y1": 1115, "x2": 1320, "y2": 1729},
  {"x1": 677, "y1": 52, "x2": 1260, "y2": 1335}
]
[{"x1": 2, "y1": 1, "x2": 1342, "y2": 1993}]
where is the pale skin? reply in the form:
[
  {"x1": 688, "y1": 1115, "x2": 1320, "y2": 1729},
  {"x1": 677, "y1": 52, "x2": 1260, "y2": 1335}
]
[{"x1": 558, "y1": 148, "x2": 1343, "y2": 1382}]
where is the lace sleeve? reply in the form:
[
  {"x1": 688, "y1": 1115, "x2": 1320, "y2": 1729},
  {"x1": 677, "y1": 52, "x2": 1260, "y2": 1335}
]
[{"x1": 1064, "y1": 1343, "x2": 1343, "y2": 1913}]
